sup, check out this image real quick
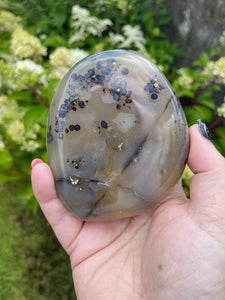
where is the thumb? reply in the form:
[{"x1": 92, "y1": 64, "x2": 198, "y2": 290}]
[{"x1": 188, "y1": 124, "x2": 225, "y2": 215}]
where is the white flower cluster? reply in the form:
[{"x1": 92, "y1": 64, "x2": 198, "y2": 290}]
[
  {"x1": 176, "y1": 68, "x2": 193, "y2": 89},
  {"x1": 0, "y1": 57, "x2": 46, "y2": 90},
  {"x1": 10, "y1": 27, "x2": 47, "y2": 59},
  {"x1": 217, "y1": 98, "x2": 225, "y2": 118},
  {"x1": 69, "y1": 5, "x2": 112, "y2": 44},
  {"x1": 203, "y1": 57, "x2": 225, "y2": 84},
  {"x1": 16, "y1": 59, "x2": 44, "y2": 74},
  {"x1": 0, "y1": 10, "x2": 21, "y2": 32},
  {"x1": 0, "y1": 95, "x2": 40, "y2": 152},
  {"x1": 50, "y1": 47, "x2": 88, "y2": 78},
  {"x1": 109, "y1": 24, "x2": 146, "y2": 52},
  {"x1": 16, "y1": 59, "x2": 47, "y2": 86}
]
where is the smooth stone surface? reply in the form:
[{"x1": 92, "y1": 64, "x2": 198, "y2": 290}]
[{"x1": 47, "y1": 50, "x2": 189, "y2": 221}]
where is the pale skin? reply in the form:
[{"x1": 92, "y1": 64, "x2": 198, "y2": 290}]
[{"x1": 31, "y1": 124, "x2": 225, "y2": 300}]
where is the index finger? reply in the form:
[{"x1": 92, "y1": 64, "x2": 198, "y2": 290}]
[{"x1": 31, "y1": 161, "x2": 83, "y2": 253}]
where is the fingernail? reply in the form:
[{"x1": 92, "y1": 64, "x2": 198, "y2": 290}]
[
  {"x1": 31, "y1": 158, "x2": 44, "y2": 170},
  {"x1": 197, "y1": 119, "x2": 211, "y2": 140}
]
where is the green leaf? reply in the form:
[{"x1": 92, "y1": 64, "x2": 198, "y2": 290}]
[
  {"x1": 197, "y1": 91, "x2": 216, "y2": 109},
  {"x1": 176, "y1": 89, "x2": 195, "y2": 99},
  {"x1": 52, "y1": 11, "x2": 67, "y2": 29},
  {"x1": 193, "y1": 52, "x2": 209, "y2": 67},
  {"x1": 184, "y1": 106, "x2": 199, "y2": 126},
  {"x1": 158, "y1": 15, "x2": 171, "y2": 26},
  {"x1": 0, "y1": 148, "x2": 13, "y2": 170},
  {"x1": 43, "y1": 34, "x2": 67, "y2": 47},
  {"x1": 0, "y1": 173, "x2": 21, "y2": 185},
  {"x1": 194, "y1": 105, "x2": 213, "y2": 123},
  {"x1": 215, "y1": 127, "x2": 225, "y2": 138},
  {"x1": 23, "y1": 106, "x2": 48, "y2": 135},
  {"x1": 8, "y1": 90, "x2": 33, "y2": 102},
  {"x1": 42, "y1": 78, "x2": 60, "y2": 101}
]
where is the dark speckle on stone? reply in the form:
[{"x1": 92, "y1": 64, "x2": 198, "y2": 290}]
[
  {"x1": 151, "y1": 93, "x2": 158, "y2": 100},
  {"x1": 69, "y1": 124, "x2": 81, "y2": 131},
  {"x1": 96, "y1": 74, "x2": 105, "y2": 85},
  {"x1": 69, "y1": 95, "x2": 78, "y2": 105},
  {"x1": 127, "y1": 90, "x2": 132, "y2": 98},
  {"x1": 88, "y1": 68, "x2": 95, "y2": 77},
  {"x1": 47, "y1": 125, "x2": 53, "y2": 144},
  {"x1": 101, "y1": 120, "x2": 108, "y2": 128},
  {"x1": 69, "y1": 125, "x2": 75, "y2": 131},
  {"x1": 58, "y1": 109, "x2": 67, "y2": 118},
  {"x1": 122, "y1": 67, "x2": 129, "y2": 75},
  {"x1": 74, "y1": 124, "x2": 81, "y2": 131},
  {"x1": 116, "y1": 104, "x2": 121, "y2": 110},
  {"x1": 78, "y1": 101, "x2": 85, "y2": 109},
  {"x1": 55, "y1": 120, "x2": 65, "y2": 133},
  {"x1": 110, "y1": 78, "x2": 127, "y2": 100}
]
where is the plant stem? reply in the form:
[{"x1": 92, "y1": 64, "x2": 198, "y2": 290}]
[
  {"x1": 208, "y1": 116, "x2": 225, "y2": 130},
  {"x1": 27, "y1": 84, "x2": 50, "y2": 108},
  {"x1": 191, "y1": 75, "x2": 219, "y2": 106}
]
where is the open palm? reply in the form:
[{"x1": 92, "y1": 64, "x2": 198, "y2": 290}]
[{"x1": 32, "y1": 125, "x2": 225, "y2": 300}]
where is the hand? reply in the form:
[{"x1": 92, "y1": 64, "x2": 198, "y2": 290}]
[{"x1": 31, "y1": 124, "x2": 225, "y2": 300}]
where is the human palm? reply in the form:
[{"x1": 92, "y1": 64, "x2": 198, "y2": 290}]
[{"x1": 32, "y1": 125, "x2": 225, "y2": 300}]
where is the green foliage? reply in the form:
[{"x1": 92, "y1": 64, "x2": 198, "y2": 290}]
[
  {"x1": 0, "y1": 182, "x2": 75, "y2": 299},
  {"x1": 0, "y1": 1, "x2": 225, "y2": 298},
  {"x1": 0, "y1": 0, "x2": 224, "y2": 210},
  {"x1": 0, "y1": 0, "x2": 184, "y2": 211},
  {"x1": 173, "y1": 38, "x2": 225, "y2": 161}
]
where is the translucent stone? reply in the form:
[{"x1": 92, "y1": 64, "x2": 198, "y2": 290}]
[{"x1": 47, "y1": 50, "x2": 189, "y2": 221}]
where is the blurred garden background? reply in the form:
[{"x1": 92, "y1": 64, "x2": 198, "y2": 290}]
[{"x1": 0, "y1": 0, "x2": 225, "y2": 298}]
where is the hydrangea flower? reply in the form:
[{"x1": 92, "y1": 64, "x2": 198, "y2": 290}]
[
  {"x1": 16, "y1": 59, "x2": 45, "y2": 75},
  {"x1": 50, "y1": 47, "x2": 88, "y2": 78},
  {"x1": 176, "y1": 68, "x2": 193, "y2": 89},
  {"x1": 50, "y1": 47, "x2": 88, "y2": 68},
  {"x1": 203, "y1": 57, "x2": 225, "y2": 84},
  {"x1": 0, "y1": 10, "x2": 21, "y2": 32},
  {"x1": 10, "y1": 27, "x2": 47, "y2": 59},
  {"x1": 7, "y1": 120, "x2": 40, "y2": 152}
]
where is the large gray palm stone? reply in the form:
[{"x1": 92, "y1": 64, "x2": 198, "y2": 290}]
[{"x1": 47, "y1": 50, "x2": 189, "y2": 221}]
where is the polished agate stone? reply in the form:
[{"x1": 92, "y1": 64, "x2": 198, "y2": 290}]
[{"x1": 47, "y1": 50, "x2": 189, "y2": 221}]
